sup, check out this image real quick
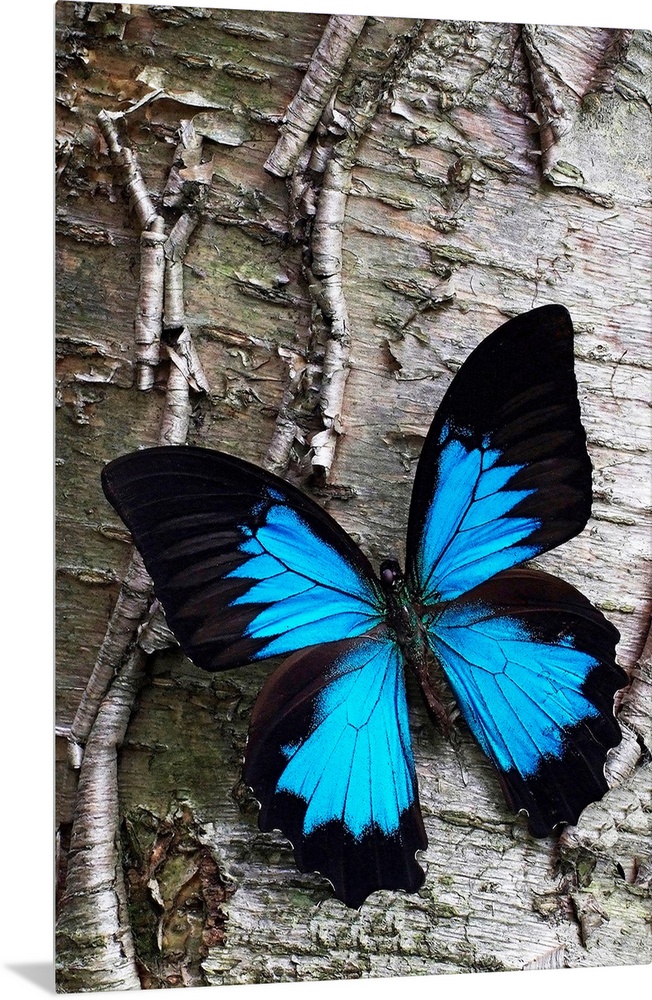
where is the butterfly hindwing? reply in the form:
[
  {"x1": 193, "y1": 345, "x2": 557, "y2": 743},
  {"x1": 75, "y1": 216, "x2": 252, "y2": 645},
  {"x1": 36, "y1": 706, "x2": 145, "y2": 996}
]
[
  {"x1": 424, "y1": 568, "x2": 625, "y2": 834},
  {"x1": 101, "y1": 447, "x2": 384, "y2": 671},
  {"x1": 407, "y1": 305, "x2": 592, "y2": 604},
  {"x1": 243, "y1": 633, "x2": 427, "y2": 907}
]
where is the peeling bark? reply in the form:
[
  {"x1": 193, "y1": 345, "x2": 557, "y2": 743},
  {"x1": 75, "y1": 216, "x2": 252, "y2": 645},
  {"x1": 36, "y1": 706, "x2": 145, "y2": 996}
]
[
  {"x1": 265, "y1": 15, "x2": 367, "y2": 177},
  {"x1": 58, "y1": 83, "x2": 211, "y2": 990}
]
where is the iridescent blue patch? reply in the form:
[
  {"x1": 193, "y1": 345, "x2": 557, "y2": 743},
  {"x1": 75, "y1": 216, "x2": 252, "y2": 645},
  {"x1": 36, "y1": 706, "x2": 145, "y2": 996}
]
[
  {"x1": 225, "y1": 504, "x2": 384, "y2": 657},
  {"x1": 418, "y1": 424, "x2": 540, "y2": 602},
  {"x1": 427, "y1": 603, "x2": 599, "y2": 776},
  {"x1": 277, "y1": 639, "x2": 415, "y2": 839}
]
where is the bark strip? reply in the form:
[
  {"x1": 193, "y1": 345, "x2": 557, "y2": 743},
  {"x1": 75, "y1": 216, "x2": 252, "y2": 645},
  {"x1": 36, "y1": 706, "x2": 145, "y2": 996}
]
[
  {"x1": 164, "y1": 214, "x2": 199, "y2": 328},
  {"x1": 521, "y1": 24, "x2": 572, "y2": 176},
  {"x1": 67, "y1": 126, "x2": 209, "y2": 770},
  {"x1": 263, "y1": 18, "x2": 423, "y2": 476},
  {"x1": 160, "y1": 342, "x2": 195, "y2": 442},
  {"x1": 135, "y1": 219, "x2": 166, "y2": 389},
  {"x1": 67, "y1": 550, "x2": 152, "y2": 767},
  {"x1": 56, "y1": 648, "x2": 147, "y2": 992},
  {"x1": 263, "y1": 349, "x2": 306, "y2": 476},
  {"x1": 163, "y1": 212, "x2": 210, "y2": 394},
  {"x1": 308, "y1": 157, "x2": 352, "y2": 476},
  {"x1": 59, "y1": 342, "x2": 195, "y2": 985},
  {"x1": 302, "y1": 21, "x2": 423, "y2": 477},
  {"x1": 97, "y1": 110, "x2": 158, "y2": 229},
  {"x1": 264, "y1": 15, "x2": 367, "y2": 177},
  {"x1": 58, "y1": 118, "x2": 209, "y2": 988}
]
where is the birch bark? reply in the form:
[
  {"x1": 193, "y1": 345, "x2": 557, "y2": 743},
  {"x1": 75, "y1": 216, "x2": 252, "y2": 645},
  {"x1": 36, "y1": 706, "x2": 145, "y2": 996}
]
[{"x1": 56, "y1": 4, "x2": 651, "y2": 989}]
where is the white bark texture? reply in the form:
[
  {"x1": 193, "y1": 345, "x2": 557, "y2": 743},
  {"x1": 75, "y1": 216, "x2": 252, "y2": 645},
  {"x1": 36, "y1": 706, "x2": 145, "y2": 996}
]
[{"x1": 56, "y1": 4, "x2": 651, "y2": 990}]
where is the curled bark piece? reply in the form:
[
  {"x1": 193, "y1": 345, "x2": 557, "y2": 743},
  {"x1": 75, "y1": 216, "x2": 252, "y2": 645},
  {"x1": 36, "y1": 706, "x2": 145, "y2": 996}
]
[
  {"x1": 165, "y1": 329, "x2": 210, "y2": 403},
  {"x1": 159, "y1": 353, "x2": 193, "y2": 445},
  {"x1": 311, "y1": 161, "x2": 350, "y2": 282},
  {"x1": 164, "y1": 213, "x2": 200, "y2": 329},
  {"x1": 135, "y1": 220, "x2": 166, "y2": 389},
  {"x1": 309, "y1": 158, "x2": 352, "y2": 476},
  {"x1": 136, "y1": 601, "x2": 178, "y2": 654},
  {"x1": 264, "y1": 15, "x2": 367, "y2": 177},
  {"x1": 167, "y1": 211, "x2": 200, "y2": 257},
  {"x1": 521, "y1": 24, "x2": 573, "y2": 174},
  {"x1": 311, "y1": 341, "x2": 349, "y2": 474},
  {"x1": 164, "y1": 257, "x2": 186, "y2": 329},
  {"x1": 168, "y1": 332, "x2": 210, "y2": 394},
  {"x1": 263, "y1": 349, "x2": 307, "y2": 476},
  {"x1": 97, "y1": 110, "x2": 158, "y2": 229},
  {"x1": 56, "y1": 648, "x2": 147, "y2": 993}
]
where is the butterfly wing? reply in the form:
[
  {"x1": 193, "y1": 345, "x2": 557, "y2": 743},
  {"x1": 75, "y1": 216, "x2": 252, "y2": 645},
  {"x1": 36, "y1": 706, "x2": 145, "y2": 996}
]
[
  {"x1": 243, "y1": 631, "x2": 427, "y2": 907},
  {"x1": 101, "y1": 446, "x2": 384, "y2": 671},
  {"x1": 406, "y1": 304, "x2": 592, "y2": 604},
  {"x1": 424, "y1": 569, "x2": 625, "y2": 834}
]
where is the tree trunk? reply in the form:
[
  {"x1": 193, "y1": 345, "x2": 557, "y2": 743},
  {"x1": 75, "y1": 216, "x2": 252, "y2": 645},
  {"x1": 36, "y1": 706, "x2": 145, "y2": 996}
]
[{"x1": 55, "y1": 3, "x2": 651, "y2": 991}]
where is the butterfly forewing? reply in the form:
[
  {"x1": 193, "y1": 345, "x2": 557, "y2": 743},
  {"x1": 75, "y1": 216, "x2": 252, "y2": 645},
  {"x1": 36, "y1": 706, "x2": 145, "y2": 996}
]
[
  {"x1": 101, "y1": 447, "x2": 384, "y2": 671},
  {"x1": 406, "y1": 305, "x2": 592, "y2": 604}
]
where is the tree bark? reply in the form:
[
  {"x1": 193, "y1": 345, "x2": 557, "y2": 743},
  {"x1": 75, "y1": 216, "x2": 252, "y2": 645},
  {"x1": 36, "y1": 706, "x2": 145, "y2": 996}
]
[{"x1": 55, "y1": 4, "x2": 651, "y2": 990}]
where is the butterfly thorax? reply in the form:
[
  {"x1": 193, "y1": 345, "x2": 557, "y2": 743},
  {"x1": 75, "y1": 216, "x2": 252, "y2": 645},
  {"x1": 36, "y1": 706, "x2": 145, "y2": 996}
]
[
  {"x1": 379, "y1": 559, "x2": 423, "y2": 652},
  {"x1": 379, "y1": 560, "x2": 450, "y2": 731}
]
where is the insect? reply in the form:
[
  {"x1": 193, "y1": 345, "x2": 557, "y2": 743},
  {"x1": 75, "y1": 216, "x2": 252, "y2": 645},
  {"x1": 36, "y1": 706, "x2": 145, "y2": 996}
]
[{"x1": 102, "y1": 304, "x2": 626, "y2": 908}]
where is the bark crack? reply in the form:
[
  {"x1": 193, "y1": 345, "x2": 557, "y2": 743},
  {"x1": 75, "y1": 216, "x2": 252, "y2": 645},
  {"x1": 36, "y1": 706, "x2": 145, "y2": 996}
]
[{"x1": 585, "y1": 29, "x2": 635, "y2": 97}]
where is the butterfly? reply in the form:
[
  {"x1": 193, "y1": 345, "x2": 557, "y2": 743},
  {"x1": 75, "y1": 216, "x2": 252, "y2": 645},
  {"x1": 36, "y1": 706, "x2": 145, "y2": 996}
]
[{"x1": 101, "y1": 304, "x2": 626, "y2": 908}]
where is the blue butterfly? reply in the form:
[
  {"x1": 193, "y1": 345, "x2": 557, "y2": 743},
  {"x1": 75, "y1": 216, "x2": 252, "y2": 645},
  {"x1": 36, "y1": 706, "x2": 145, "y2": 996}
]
[{"x1": 101, "y1": 304, "x2": 626, "y2": 908}]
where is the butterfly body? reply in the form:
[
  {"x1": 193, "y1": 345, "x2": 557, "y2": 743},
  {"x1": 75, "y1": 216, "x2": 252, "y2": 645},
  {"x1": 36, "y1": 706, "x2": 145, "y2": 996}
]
[
  {"x1": 101, "y1": 305, "x2": 627, "y2": 908},
  {"x1": 379, "y1": 560, "x2": 452, "y2": 731}
]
